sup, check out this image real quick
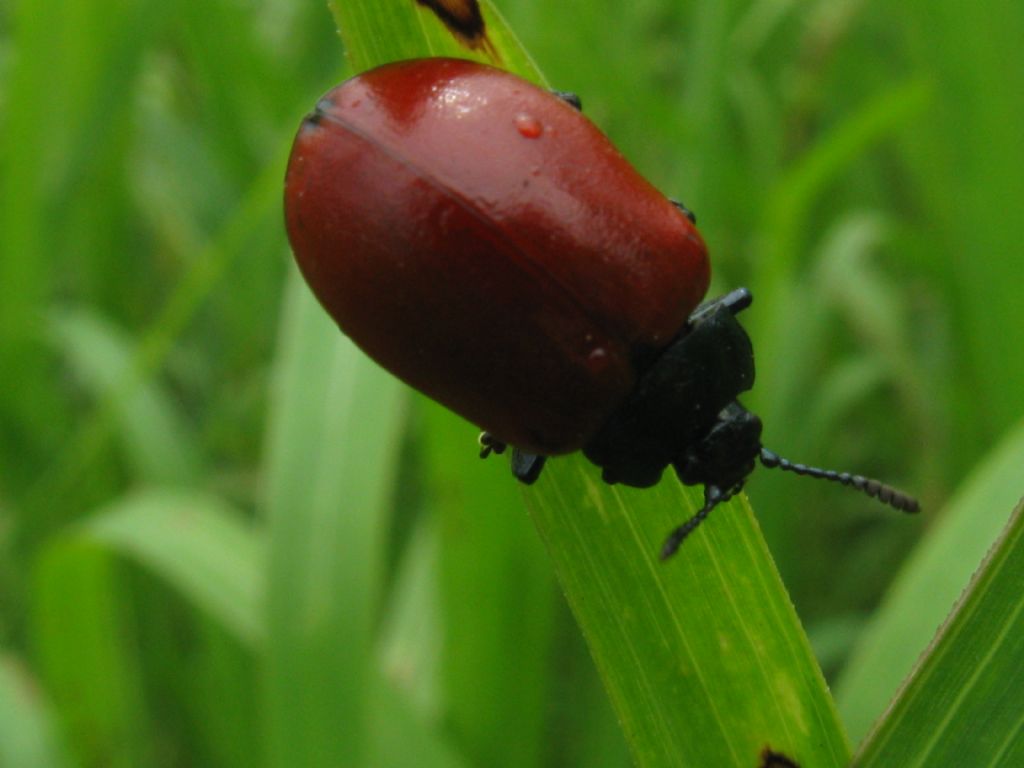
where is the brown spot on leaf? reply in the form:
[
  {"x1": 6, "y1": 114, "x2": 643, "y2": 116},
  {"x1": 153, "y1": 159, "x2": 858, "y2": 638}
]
[
  {"x1": 759, "y1": 747, "x2": 800, "y2": 768},
  {"x1": 414, "y1": 0, "x2": 500, "y2": 62}
]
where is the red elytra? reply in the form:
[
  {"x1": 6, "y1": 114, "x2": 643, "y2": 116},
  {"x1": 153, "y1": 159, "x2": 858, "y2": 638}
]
[{"x1": 284, "y1": 57, "x2": 709, "y2": 455}]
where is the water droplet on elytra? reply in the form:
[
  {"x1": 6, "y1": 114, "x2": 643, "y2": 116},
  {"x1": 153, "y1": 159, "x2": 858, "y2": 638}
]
[
  {"x1": 587, "y1": 347, "x2": 609, "y2": 372},
  {"x1": 515, "y1": 114, "x2": 543, "y2": 139}
]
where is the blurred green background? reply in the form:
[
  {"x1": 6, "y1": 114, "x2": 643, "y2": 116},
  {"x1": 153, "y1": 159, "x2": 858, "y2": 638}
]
[{"x1": 1, "y1": 0, "x2": 1023, "y2": 766}]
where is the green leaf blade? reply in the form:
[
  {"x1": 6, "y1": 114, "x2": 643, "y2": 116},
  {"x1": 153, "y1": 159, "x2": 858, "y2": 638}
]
[
  {"x1": 262, "y1": 270, "x2": 406, "y2": 768},
  {"x1": 420, "y1": 400, "x2": 559, "y2": 767},
  {"x1": 0, "y1": 654, "x2": 73, "y2": 768},
  {"x1": 837, "y1": 419, "x2": 1024, "y2": 741},
  {"x1": 30, "y1": 540, "x2": 153, "y2": 768},
  {"x1": 49, "y1": 309, "x2": 201, "y2": 486},
  {"x1": 854, "y1": 500, "x2": 1024, "y2": 767},
  {"x1": 329, "y1": 0, "x2": 542, "y2": 80},
  {"x1": 526, "y1": 456, "x2": 850, "y2": 768},
  {"x1": 79, "y1": 488, "x2": 264, "y2": 649}
]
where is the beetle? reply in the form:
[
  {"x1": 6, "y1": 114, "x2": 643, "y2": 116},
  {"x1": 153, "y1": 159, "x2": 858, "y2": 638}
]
[{"x1": 284, "y1": 57, "x2": 918, "y2": 558}]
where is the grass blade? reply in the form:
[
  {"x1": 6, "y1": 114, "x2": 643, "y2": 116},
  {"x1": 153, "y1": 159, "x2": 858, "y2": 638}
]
[
  {"x1": 262, "y1": 269, "x2": 406, "y2": 768},
  {"x1": 525, "y1": 456, "x2": 850, "y2": 767},
  {"x1": 30, "y1": 540, "x2": 152, "y2": 767},
  {"x1": 49, "y1": 309, "x2": 200, "y2": 486},
  {"x1": 837, "y1": 418, "x2": 1024, "y2": 741},
  {"x1": 420, "y1": 400, "x2": 558, "y2": 767},
  {"x1": 853, "y1": 499, "x2": 1024, "y2": 766},
  {"x1": 0, "y1": 654, "x2": 73, "y2": 768},
  {"x1": 329, "y1": 0, "x2": 542, "y2": 79},
  {"x1": 78, "y1": 488, "x2": 264, "y2": 649}
]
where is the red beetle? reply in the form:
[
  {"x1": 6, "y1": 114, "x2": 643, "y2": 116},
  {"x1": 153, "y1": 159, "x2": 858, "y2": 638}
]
[{"x1": 284, "y1": 58, "x2": 917, "y2": 557}]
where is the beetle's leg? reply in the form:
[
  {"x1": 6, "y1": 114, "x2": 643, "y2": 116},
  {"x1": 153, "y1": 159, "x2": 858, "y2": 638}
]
[
  {"x1": 718, "y1": 287, "x2": 753, "y2": 316},
  {"x1": 669, "y1": 198, "x2": 697, "y2": 224},
  {"x1": 511, "y1": 449, "x2": 546, "y2": 485},
  {"x1": 688, "y1": 287, "x2": 753, "y2": 326},
  {"x1": 479, "y1": 431, "x2": 507, "y2": 459},
  {"x1": 480, "y1": 433, "x2": 545, "y2": 483},
  {"x1": 551, "y1": 90, "x2": 582, "y2": 111}
]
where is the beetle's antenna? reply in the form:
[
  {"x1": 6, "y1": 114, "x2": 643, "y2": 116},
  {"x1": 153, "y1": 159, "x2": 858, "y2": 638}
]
[
  {"x1": 759, "y1": 448, "x2": 919, "y2": 513},
  {"x1": 660, "y1": 484, "x2": 739, "y2": 559}
]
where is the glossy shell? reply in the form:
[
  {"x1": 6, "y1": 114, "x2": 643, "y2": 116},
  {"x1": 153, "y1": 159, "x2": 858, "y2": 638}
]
[{"x1": 284, "y1": 58, "x2": 710, "y2": 454}]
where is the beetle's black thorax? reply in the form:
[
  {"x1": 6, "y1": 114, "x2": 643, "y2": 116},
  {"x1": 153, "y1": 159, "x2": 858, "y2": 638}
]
[{"x1": 583, "y1": 288, "x2": 762, "y2": 490}]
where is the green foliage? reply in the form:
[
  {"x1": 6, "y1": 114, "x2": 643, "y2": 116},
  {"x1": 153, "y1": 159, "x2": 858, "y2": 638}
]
[
  {"x1": 837, "y1": 419, "x2": 1024, "y2": 743},
  {"x1": 853, "y1": 500, "x2": 1024, "y2": 767},
  {"x1": 0, "y1": 653, "x2": 72, "y2": 768},
  {"x1": 1, "y1": 0, "x2": 1022, "y2": 766},
  {"x1": 526, "y1": 458, "x2": 849, "y2": 766}
]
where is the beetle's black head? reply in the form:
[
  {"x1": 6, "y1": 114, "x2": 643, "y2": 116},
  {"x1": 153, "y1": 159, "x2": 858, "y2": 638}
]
[{"x1": 674, "y1": 402, "x2": 762, "y2": 491}]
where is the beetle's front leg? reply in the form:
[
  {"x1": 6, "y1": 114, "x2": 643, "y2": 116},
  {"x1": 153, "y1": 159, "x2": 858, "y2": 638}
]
[
  {"x1": 478, "y1": 431, "x2": 507, "y2": 458},
  {"x1": 479, "y1": 431, "x2": 546, "y2": 484}
]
